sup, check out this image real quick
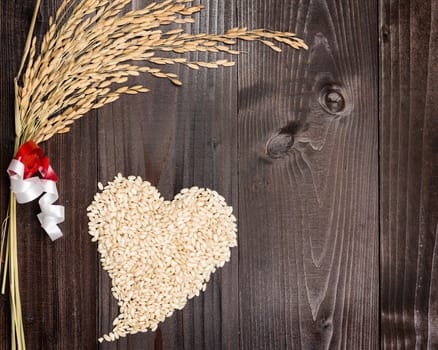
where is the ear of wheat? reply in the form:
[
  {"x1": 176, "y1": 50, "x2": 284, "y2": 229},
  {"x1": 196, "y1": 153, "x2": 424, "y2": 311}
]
[{"x1": 1, "y1": 0, "x2": 307, "y2": 348}]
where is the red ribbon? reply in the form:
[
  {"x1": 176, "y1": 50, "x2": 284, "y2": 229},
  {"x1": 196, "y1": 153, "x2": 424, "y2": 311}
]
[{"x1": 14, "y1": 141, "x2": 58, "y2": 182}]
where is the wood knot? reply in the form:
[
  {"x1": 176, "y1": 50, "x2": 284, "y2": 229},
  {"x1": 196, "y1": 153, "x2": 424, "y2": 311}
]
[
  {"x1": 381, "y1": 24, "x2": 390, "y2": 43},
  {"x1": 266, "y1": 121, "x2": 305, "y2": 159},
  {"x1": 318, "y1": 84, "x2": 348, "y2": 116}
]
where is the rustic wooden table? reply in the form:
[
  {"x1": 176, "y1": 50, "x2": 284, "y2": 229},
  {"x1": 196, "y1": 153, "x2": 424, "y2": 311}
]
[{"x1": 0, "y1": 0, "x2": 437, "y2": 349}]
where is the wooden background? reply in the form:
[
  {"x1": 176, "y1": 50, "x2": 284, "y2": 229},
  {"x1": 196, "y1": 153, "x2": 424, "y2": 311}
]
[{"x1": 0, "y1": 0, "x2": 436, "y2": 348}]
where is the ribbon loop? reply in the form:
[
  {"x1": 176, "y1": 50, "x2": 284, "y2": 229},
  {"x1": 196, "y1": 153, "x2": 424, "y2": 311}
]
[{"x1": 7, "y1": 141, "x2": 64, "y2": 241}]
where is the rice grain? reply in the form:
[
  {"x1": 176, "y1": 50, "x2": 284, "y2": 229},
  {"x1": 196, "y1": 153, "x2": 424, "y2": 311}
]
[{"x1": 87, "y1": 174, "x2": 237, "y2": 341}]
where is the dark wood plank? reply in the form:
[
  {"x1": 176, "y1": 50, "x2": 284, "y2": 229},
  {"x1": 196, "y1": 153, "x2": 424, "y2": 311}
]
[
  {"x1": 380, "y1": 0, "x2": 438, "y2": 348},
  {"x1": 21, "y1": 1, "x2": 99, "y2": 348},
  {"x1": 0, "y1": 2, "x2": 33, "y2": 348},
  {"x1": 0, "y1": 1, "x2": 98, "y2": 349},
  {"x1": 96, "y1": 1, "x2": 238, "y2": 349},
  {"x1": 237, "y1": 0, "x2": 379, "y2": 348}
]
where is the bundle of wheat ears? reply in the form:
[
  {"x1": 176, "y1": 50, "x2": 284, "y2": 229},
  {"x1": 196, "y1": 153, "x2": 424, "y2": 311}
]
[{"x1": 1, "y1": 0, "x2": 306, "y2": 347}]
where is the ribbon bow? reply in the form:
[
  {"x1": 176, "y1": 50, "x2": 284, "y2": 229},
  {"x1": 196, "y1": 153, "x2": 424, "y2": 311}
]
[{"x1": 7, "y1": 141, "x2": 64, "y2": 241}]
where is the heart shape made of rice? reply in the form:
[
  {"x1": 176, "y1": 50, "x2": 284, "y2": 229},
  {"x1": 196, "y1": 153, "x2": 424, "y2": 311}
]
[{"x1": 87, "y1": 174, "x2": 237, "y2": 342}]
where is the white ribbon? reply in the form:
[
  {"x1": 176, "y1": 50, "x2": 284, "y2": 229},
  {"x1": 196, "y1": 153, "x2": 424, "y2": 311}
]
[{"x1": 7, "y1": 159, "x2": 64, "y2": 241}]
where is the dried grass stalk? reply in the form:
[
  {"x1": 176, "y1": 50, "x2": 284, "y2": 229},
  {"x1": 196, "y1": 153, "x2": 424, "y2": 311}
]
[{"x1": 16, "y1": 0, "x2": 307, "y2": 144}]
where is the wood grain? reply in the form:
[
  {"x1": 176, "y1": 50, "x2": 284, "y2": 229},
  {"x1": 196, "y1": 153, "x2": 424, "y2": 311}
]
[
  {"x1": 380, "y1": 0, "x2": 438, "y2": 348},
  {"x1": 237, "y1": 0, "x2": 379, "y2": 349},
  {"x1": 0, "y1": 0, "x2": 437, "y2": 349},
  {"x1": 96, "y1": 1, "x2": 238, "y2": 349}
]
